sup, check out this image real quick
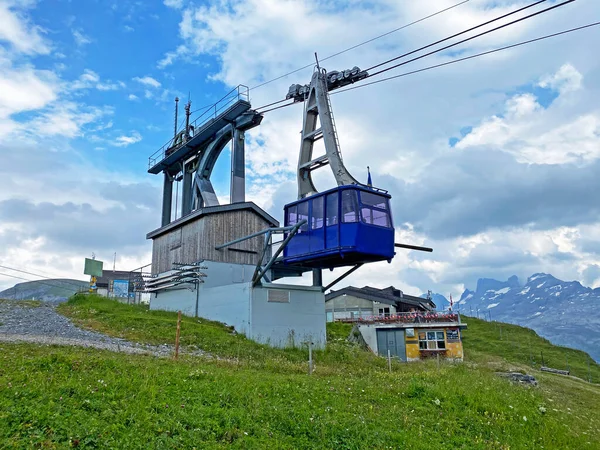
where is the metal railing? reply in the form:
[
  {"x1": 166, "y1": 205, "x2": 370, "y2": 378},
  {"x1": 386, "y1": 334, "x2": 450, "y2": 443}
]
[
  {"x1": 148, "y1": 85, "x2": 250, "y2": 169},
  {"x1": 337, "y1": 311, "x2": 461, "y2": 324}
]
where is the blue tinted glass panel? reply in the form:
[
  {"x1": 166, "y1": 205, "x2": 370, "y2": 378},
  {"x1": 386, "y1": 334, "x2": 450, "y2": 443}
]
[
  {"x1": 311, "y1": 196, "x2": 324, "y2": 229},
  {"x1": 326, "y1": 193, "x2": 338, "y2": 226},
  {"x1": 297, "y1": 201, "x2": 309, "y2": 232},
  {"x1": 361, "y1": 207, "x2": 390, "y2": 227},
  {"x1": 360, "y1": 191, "x2": 388, "y2": 210},
  {"x1": 287, "y1": 205, "x2": 297, "y2": 226},
  {"x1": 341, "y1": 190, "x2": 358, "y2": 223}
]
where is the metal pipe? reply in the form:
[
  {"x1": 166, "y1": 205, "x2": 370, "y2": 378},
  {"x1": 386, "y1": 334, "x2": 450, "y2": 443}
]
[
  {"x1": 215, "y1": 224, "x2": 299, "y2": 250},
  {"x1": 322, "y1": 263, "x2": 363, "y2": 292},
  {"x1": 253, "y1": 220, "x2": 306, "y2": 286},
  {"x1": 395, "y1": 243, "x2": 433, "y2": 252}
]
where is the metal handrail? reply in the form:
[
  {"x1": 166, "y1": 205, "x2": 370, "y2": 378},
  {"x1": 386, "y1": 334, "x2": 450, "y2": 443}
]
[
  {"x1": 337, "y1": 311, "x2": 461, "y2": 324},
  {"x1": 148, "y1": 85, "x2": 250, "y2": 169}
]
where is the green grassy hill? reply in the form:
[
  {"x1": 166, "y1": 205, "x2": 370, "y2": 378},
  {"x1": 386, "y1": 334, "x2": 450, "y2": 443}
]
[
  {"x1": 0, "y1": 294, "x2": 598, "y2": 449},
  {"x1": 0, "y1": 279, "x2": 88, "y2": 302}
]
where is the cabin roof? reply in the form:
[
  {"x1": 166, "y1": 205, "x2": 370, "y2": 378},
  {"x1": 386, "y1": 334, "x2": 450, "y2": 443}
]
[{"x1": 325, "y1": 285, "x2": 436, "y2": 310}]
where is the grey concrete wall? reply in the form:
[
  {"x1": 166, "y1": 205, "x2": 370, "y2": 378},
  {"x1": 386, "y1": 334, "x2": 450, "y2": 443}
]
[
  {"x1": 358, "y1": 324, "x2": 378, "y2": 353},
  {"x1": 251, "y1": 284, "x2": 326, "y2": 349},
  {"x1": 149, "y1": 263, "x2": 326, "y2": 349},
  {"x1": 196, "y1": 283, "x2": 251, "y2": 335},
  {"x1": 150, "y1": 283, "x2": 250, "y2": 334},
  {"x1": 201, "y1": 261, "x2": 256, "y2": 289},
  {"x1": 150, "y1": 287, "x2": 197, "y2": 316}
]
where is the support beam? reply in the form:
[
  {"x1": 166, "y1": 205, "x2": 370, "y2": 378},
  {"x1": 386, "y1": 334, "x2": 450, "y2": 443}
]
[
  {"x1": 395, "y1": 243, "x2": 433, "y2": 253},
  {"x1": 253, "y1": 220, "x2": 307, "y2": 286},
  {"x1": 161, "y1": 172, "x2": 173, "y2": 226},
  {"x1": 181, "y1": 163, "x2": 193, "y2": 217},
  {"x1": 312, "y1": 269, "x2": 322, "y2": 287},
  {"x1": 322, "y1": 264, "x2": 363, "y2": 292},
  {"x1": 231, "y1": 128, "x2": 245, "y2": 203}
]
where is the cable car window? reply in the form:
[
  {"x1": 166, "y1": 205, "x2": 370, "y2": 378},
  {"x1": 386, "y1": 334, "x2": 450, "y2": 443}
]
[
  {"x1": 360, "y1": 191, "x2": 388, "y2": 210},
  {"x1": 341, "y1": 190, "x2": 358, "y2": 223},
  {"x1": 297, "y1": 201, "x2": 309, "y2": 232},
  {"x1": 287, "y1": 205, "x2": 297, "y2": 226},
  {"x1": 361, "y1": 207, "x2": 390, "y2": 227},
  {"x1": 326, "y1": 193, "x2": 338, "y2": 226},
  {"x1": 311, "y1": 196, "x2": 324, "y2": 229}
]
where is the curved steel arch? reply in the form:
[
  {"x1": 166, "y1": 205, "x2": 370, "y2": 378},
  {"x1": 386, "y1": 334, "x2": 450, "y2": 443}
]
[{"x1": 191, "y1": 123, "x2": 234, "y2": 210}]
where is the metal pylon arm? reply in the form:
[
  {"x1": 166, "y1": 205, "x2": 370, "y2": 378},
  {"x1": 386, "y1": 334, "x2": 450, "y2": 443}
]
[{"x1": 297, "y1": 68, "x2": 359, "y2": 199}]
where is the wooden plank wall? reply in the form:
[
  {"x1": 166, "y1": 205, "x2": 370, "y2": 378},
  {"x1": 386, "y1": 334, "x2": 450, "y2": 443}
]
[{"x1": 151, "y1": 210, "x2": 272, "y2": 275}]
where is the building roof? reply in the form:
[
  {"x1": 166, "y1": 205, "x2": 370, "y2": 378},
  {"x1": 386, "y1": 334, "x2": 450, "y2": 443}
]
[
  {"x1": 325, "y1": 285, "x2": 436, "y2": 310},
  {"x1": 146, "y1": 202, "x2": 279, "y2": 240},
  {"x1": 96, "y1": 270, "x2": 133, "y2": 288}
]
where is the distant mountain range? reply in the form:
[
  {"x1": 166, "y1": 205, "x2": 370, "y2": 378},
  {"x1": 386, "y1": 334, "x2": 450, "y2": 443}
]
[
  {"x1": 428, "y1": 273, "x2": 600, "y2": 363},
  {"x1": 0, "y1": 279, "x2": 88, "y2": 302}
]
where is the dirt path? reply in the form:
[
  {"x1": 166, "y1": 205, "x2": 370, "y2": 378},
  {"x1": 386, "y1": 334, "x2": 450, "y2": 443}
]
[{"x1": 0, "y1": 300, "x2": 207, "y2": 358}]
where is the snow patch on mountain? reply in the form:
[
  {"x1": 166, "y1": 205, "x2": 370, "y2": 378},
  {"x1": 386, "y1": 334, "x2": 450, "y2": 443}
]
[{"x1": 458, "y1": 273, "x2": 600, "y2": 362}]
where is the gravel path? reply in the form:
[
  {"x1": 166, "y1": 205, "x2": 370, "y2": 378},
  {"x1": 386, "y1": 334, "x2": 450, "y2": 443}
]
[{"x1": 0, "y1": 300, "x2": 207, "y2": 358}]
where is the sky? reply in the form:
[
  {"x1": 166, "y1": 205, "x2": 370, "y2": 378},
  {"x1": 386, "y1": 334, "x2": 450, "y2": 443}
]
[{"x1": 0, "y1": 0, "x2": 599, "y2": 298}]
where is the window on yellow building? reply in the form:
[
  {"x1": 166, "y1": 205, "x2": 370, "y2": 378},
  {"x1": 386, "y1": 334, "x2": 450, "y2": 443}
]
[{"x1": 418, "y1": 331, "x2": 446, "y2": 350}]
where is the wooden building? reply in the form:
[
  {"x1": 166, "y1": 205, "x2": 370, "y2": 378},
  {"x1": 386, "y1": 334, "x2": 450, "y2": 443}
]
[{"x1": 147, "y1": 202, "x2": 278, "y2": 275}]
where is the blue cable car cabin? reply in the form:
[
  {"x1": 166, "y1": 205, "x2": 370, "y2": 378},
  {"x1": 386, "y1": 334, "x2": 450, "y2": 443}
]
[{"x1": 282, "y1": 185, "x2": 395, "y2": 269}]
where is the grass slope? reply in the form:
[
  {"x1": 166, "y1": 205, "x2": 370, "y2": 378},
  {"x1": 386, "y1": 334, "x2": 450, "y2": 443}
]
[
  {"x1": 461, "y1": 315, "x2": 600, "y2": 382},
  {"x1": 0, "y1": 295, "x2": 597, "y2": 449}
]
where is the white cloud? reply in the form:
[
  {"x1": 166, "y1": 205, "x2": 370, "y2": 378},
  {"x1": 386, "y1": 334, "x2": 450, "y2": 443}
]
[
  {"x1": 72, "y1": 29, "x2": 92, "y2": 46},
  {"x1": 0, "y1": 0, "x2": 50, "y2": 55},
  {"x1": 164, "y1": 0, "x2": 184, "y2": 9},
  {"x1": 157, "y1": 45, "x2": 188, "y2": 69},
  {"x1": 133, "y1": 76, "x2": 161, "y2": 88},
  {"x1": 539, "y1": 63, "x2": 583, "y2": 94},
  {"x1": 69, "y1": 69, "x2": 124, "y2": 92},
  {"x1": 128, "y1": 94, "x2": 139, "y2": 101},
  {"x1": 31, "y1": 102, "x2": 112, "y2": 138},
  {"x1": 112, "y1": 131, "x2": 142, "y2": 147},
  {"x1": 0, "y1": 63, "x2": 59, "y2": 119},
  {"x1": 124, "y1": 25, "x2": 135, "y2": 33},
  {"x1": 456, "y1": 66, "x2": 600, "y2": 165},
  {"x1": 157, "y1": 0, "x2": 600, "y2": 296}
]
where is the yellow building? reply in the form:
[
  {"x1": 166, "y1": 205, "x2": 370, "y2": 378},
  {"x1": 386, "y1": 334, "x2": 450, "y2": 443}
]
[{"x1": 353, "y1": 312, "x2": 467, "y2": 362}]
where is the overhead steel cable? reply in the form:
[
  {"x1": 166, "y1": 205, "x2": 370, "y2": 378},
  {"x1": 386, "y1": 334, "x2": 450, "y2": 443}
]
[
  {"x1": 364, "y1": 0, "x2": 550, "y2": 73},
  {"x1": 331, "y1": 22, "x2": 600, "y2": 95},
  {"x1": 365, "y1": 0, "x2": 575, "y2": 79},
  {"x1": 0, "y1": 271, "x2": 85, "y2": 295},
  {"x1": 0, "y1": 264, "x2": 87, "y2": 290},
  {"x1": 247, "y1": 0, "x2": 471, "y2": 92},
  {"x1": 254, "y1": 98, "x2": 292, "y2": 112},
  {"x1": 257, "y1": 0, "x2": 576, "y2": 114},
  {"x1": 257, "y1": 101, "x2": 297, "y2": 114}
]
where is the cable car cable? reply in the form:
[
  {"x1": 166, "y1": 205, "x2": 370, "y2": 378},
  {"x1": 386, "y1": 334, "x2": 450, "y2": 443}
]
[
  {"x1": 0, "y1": 264, "x2": 89, "y2": 289},
  {"x1": 0, "y1": 271, "x2": 86, "y2": 294},
  {"x1": 253, "y1": 0, "x2": 569, "y2": 113},
  {"x1": 258, "y1": 7, "x2": 584, "y2": 113},
  {"x1": 365, "y1": 0, "x2": 574, "y2": 80},
  {"x1": 247, "y1": 0, "x2": 471, "y2": 92},
  {"x1": 364, "y1": 0, "x2": 550, "y2": 73},
  {"x1": 331, "y1": 21, "x2": 600, "y2": 96}
]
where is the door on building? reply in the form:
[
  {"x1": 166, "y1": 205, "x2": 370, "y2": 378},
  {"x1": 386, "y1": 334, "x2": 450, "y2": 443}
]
[{"x1": 376, "y1": 329, "x2": 407, "y2": 361}]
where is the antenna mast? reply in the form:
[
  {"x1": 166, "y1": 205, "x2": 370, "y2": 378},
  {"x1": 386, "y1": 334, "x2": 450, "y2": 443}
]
[{"x1": 173, "y1": 97, "x2": 179, "y2": 139}]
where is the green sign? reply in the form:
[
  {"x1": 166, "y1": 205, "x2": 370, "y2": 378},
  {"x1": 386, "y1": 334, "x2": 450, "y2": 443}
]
[{"x1": 84, "y1": 258, "x2": 104, "y2": 277}]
